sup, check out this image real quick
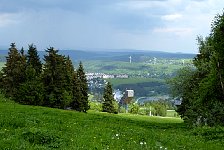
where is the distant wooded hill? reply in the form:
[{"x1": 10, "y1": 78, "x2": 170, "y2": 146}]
[{"x1": 0, "y1": 49, "x2": 195, "y2": 63}]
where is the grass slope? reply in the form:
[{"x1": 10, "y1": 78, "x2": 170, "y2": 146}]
[{"x1": 1, "y1": 99, "x2": 224, "y2": 149}]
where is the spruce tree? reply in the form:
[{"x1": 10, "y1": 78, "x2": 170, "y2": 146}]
[
  {"x1": 64, "y1": 56, "x2": 74, "y2": 93},
  {"x1": 42, "y1": 47, "x2": 73, "y2": 108},
  {"x1": 14, "y1": 44, "x2": 44, "y2": 105},
  {"x1": 42, "y1": 47, "x2": 61, "y2": 107},
  {"x1": 1, "y1": 43, "x2": 26, "y2": 98},
  {"x1": 26, "y1": 44, "x2": 42, "y2": 75},
  {"x1": 71, "y1": 71, "x2": 82, "y2": 111},
  {"x1": 71, "y1": 62, "x2": 89, "y2": 112},
  {"x1": 102, "y1": 82, "x2": 116, "y2": 113}
]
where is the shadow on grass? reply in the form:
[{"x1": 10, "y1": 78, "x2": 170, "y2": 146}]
[{"x1": 193, "y1": 126, "x2": 224, "y2": 141}]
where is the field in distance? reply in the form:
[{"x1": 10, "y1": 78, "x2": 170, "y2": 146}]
[{"x1": 1, "y1": 98, "x2": 224, "y2": 149}]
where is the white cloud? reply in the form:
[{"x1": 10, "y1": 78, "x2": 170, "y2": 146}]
[
  {"x1": 153, "y1": 27, "x2": 193, "y2": 37},
  {"x1": 161, "y1": 13, "x2": 183, "y2": 21},
  {"x1": 116, "y1": 1, "x2": 157, "y2": 10},
  {"x1": 0, "y1": 13, "x2": 19, "y2": 27}
]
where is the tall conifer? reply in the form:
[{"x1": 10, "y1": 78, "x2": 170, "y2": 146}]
[
  {"x1": 71, "y1": 62, "x2": 89, "y2": 112},
  {"x1": 102, "y1": 82, "x2": 116, "y2": 113},
  {"x1": 27, "y1": 44, "x2": 42, "y2": 75},
  {"x1": 1, "y1": 43, "x2": 26, "y2": 98},
  {"x1": 42, "y1": 47, "x2": 73, "y2": 108}
]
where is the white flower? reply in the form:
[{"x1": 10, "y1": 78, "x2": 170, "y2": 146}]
[
  {"x1": 115, "y1": 134, "x2": 119, "y2": 137},
  {"x1": 140, "y1": 142, "x2": 143, "y2": 145}
]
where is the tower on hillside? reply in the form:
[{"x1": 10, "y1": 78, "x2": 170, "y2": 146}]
[
  {"x1": 119, "y1": 90, "x2": 134, "y2": 113},
  {"x1": 129, "y1": 56, "x2": 132, "y2": 63}
]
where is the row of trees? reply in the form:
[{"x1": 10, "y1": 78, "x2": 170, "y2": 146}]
[
  {"x1": 0, "y1": 43, "x2": 89, "y2": 112},
  {"x1": 170, "y1": 12, "x2": 224, "y2": 126}
]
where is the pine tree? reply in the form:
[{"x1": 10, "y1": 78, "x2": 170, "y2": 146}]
[
  {"x1": 14, "y1": 44, "x2": 44, "y2": 105},
  {"x1": 102, "y1": 82, "x2": 116, "y2": 113},
  {"x1": 64, "y1": 56, "x2": 74, "y2": 93},
  {"x1": 77, "y1": 62, "x2": 89, "y2": 112},
  {"x1": 42, "y1": 47, "x2": 61, "y2": 107},
  {"x1": 71, "y1": 62, "x2": 89, "y2": 112},
  {"x1": 42, "y1": 47, "x2": 73, "y2": 108},
  {"x1": 71, "y1": 71, "x2": 82, "y2": 111},
  {"x1": 26, "y1": 44, "x2": 42, "y2": 75},
  {"x1": 1, "y1": 43, "x2": 26, "y2": 98}
]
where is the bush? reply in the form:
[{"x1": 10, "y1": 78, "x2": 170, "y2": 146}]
[
  {"x1": 130, "y1": 103, "x2": 140, "y2": 114},
  {"x1": 89, "y1": 101, "x2": 102, "y2": 112},
  {"x1": 154, "y1": 103, "x2": 167, "y2": 117},
  {"x1": 118, "y1": 106, "x2": 126, "y2": 113}
]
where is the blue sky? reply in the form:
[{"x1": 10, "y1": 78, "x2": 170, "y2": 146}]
[{"x1": 0, "y1": 0, "x2": 223, "y2": 53}]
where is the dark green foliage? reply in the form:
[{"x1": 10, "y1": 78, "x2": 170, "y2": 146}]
[
  {"x1": 15, "y1": 66, "x2": 44, "y2": 106},
  {"x1": 0, "y1": 43, "x2": 89, "y2": 112},
  {"x1": 1, "y1": 43, "x2": 26, "y2": 98},
  {"x1": 102, "y1": 82, "x2": 117, "y2": 113},
  {"x1": 170, "y1": 11, "x2": 224, "y2": 126},
  {"x1": 16, "y1": 80, "x2": 44, "y2": 106},
  {"x1": 42, "y1": 47, "x2": 73, "y2": 109},
  {"x1": 71, "y1": 71, "x2": 82, "y2": 110},
  {"x1": 26, "y1": 44, "x2": 42, "y2": 75},
  {"x1": 71, "y1": 62, "x2": 89, "y2": 112},
  {"x1": 13, "y1": 44, "x2": 43, "y2": 105}
]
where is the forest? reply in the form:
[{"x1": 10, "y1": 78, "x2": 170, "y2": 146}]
[{"x1": 0, "y1": 43, "x2": 89, "y2": 112}]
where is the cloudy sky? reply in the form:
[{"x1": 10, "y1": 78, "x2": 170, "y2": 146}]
[{"x1": 0, "y1": 0, "x2": 223, "y2": 53}]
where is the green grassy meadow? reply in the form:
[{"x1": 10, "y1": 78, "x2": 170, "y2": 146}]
[
  {"x1": 1, "y1": 98, "x2": 224, "y2": 149},
  {"x1": 82, "y1": 60, "x2": 188, "y2": 76}
]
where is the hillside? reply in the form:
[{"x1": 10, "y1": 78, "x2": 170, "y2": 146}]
[
  {"x1": 0, "y1": 49, "x2": 195, "y2": 62},
  {"x1": 0, "y1": 49, "x2": 195, "y2": 98},
  {"x1": 1, "y1": 98, "x2": 224, "y2": 149}
]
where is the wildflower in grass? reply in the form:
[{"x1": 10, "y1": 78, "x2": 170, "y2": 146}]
[
  {"x1": 144, "y1": 142, "x2": 147, "y2": 145},
  {"x1": 140, "y1": 142, "x2": 143, "y2": 145},
  {"x1": 115, "y1": 134, "x2": 119, "y2": 137}
]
